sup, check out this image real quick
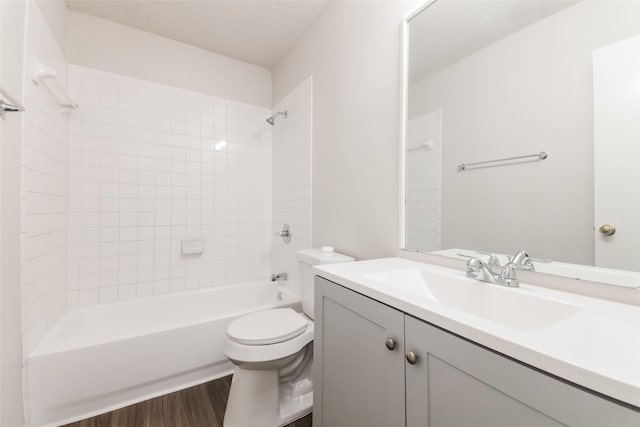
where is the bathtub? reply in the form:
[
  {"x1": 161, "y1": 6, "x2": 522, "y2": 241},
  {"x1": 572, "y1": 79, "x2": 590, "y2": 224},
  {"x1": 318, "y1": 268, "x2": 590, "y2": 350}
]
[{"x1": 28, "y1": 281, "x2": 301, "y2": 427}]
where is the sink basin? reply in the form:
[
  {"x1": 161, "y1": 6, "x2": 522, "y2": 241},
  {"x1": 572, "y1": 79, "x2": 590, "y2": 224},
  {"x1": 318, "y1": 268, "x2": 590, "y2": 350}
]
[{"x1": 364, "y1": 268, "x2": 583, "y2": 330}]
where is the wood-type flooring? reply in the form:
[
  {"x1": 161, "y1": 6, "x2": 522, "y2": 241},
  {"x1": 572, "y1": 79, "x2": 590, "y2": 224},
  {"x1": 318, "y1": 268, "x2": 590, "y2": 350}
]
[{"x1": 63, "y1": 375, "x2": 312, "y2": 427}]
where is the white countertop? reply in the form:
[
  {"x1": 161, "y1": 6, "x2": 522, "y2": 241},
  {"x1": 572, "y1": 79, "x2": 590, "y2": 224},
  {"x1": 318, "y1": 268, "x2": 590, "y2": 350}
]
[{"x1": 314, "y1": 257, "x2": 640, "y2": 408}]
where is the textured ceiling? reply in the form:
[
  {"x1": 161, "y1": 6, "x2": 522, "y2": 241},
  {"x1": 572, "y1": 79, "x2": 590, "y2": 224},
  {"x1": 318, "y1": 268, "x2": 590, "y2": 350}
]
[
  {"x1": 66, "y1": 0, "x2": 329, "y2": 69},
  {"x1": 409, "y1": 0, "x2": 579, "y2": 84}
]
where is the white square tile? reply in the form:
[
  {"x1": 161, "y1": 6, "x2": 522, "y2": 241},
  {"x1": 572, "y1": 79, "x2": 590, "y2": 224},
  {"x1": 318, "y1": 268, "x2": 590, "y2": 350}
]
[
  {"x1": 118, "y1": 284, "x2": 137, "y2": 300},
  {"x1": 170, "y1": 278, "x2": 185, "y2": 293},
  {"x1": 171, "y1": 120, "x2": 186, "y2": 135},
  {"x1": 67, "y1": 291, "x2": 79, "y2": 307},
  {"x1": 78, "y1": 288, "x2": 99, "y2": 305},
  {"x1": 172, "y1": 134, "x2": 186, "y2": 147},
  {"x1": 171, "y1": 92, "x2": 186, "y2": 109},
  {"x1": 154, "y1": 280, "x2": 171, "y2": 295},
  {"x1": 155, "y1": 130, "x2": 171, "y2": 144},
  {"x1": 99, "y1": 286, "x2": 118, "y2": 303},
  {"x1": 136, "y1": 282, "x2": 153, "y2": 297},
  {"x1": 118, "y1": 269, "x2": 137, "y2": 285},
  {"x1": 138, "y1": 128, "x2": 155, "y2": 144},
  {"x1": 138, "y1": 212, "x2": 155, "y2": 225}
]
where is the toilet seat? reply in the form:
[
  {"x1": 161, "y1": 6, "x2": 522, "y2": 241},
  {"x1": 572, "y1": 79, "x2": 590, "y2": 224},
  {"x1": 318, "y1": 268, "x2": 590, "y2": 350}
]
[
  {"x1": 227, "y1": 308, "x2": 308, "y2": 345},
  {"x1": 224, "y1": 309, "x2": 314, "y2": 364}
]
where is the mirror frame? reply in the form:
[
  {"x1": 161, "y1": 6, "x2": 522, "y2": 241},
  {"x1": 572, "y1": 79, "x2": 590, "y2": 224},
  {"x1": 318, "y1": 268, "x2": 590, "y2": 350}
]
[
  {"x1": 398, "y1": 0, "x2": 438, "y2": 251},
  {"x1": 397, "y1": 0, "x2": 640, "y2": 290}
]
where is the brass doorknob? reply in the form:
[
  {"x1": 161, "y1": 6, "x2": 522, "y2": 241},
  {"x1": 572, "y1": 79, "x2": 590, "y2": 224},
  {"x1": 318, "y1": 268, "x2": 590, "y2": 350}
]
[{"x1": 599, "y1": 225, "x2": 616, "y2": 236}]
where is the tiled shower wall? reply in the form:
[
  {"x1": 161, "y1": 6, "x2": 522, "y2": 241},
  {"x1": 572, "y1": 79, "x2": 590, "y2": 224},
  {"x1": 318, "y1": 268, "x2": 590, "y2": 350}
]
[
  {"x1": 66, "y1": 65, "x2": 272, "y2": 305},
  {"x1": 271, "y1": 78, "x2": 312, "y2": 294},
  {"x1": 405, "y1": 110, "x2": 442, "y2": 252},
  {"x1": 21, "y1": 1, "x2": 68, "y2": 356}
]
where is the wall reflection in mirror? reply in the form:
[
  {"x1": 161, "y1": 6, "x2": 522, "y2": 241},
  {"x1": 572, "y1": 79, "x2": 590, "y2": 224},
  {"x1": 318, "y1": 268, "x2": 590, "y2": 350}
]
[{"x1": 402, "y1": 0, "x2": 640, "y2": 287}]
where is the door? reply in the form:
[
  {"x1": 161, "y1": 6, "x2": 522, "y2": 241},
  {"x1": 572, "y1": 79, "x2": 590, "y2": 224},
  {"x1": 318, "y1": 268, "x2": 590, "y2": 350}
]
[
  {"x1": 314, "y1": 277, "x2": 405, "y2": 427},
  {"x1": 593, "y1": 35, "x2": 640, "y2": 271}
]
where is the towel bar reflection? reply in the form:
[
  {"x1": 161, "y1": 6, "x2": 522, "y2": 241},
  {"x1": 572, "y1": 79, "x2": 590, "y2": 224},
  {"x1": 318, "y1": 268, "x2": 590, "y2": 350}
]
[
  {"x1": 407, "y1": 143, "x2": 433, "y2": 152},
  {"x1": 458, "y1": 151, "x2": 548, "y2": 171},
  {"x1": 0, "y1": 87, "x2": 25, "y2": 118}
]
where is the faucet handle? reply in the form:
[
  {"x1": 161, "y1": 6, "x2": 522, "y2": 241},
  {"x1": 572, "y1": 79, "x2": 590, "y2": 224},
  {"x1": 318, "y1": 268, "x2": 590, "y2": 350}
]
[
  {"x1": 499, "y1": 263, "x2": 521, "y2": 287},
  {"x1": 509, "y1": 250, "x2": 552, "y2": 272},
  {"x1": 509, "y1": 250, "x2": 530, "y2": 264},
  {"x1": 501, "y1": 262, "x2": 521, "y2": 277},
  {"x1": 509, "y1": 250, "x2": 536, "y2": 271},
  {"x1": 465, "y1": 257, "x2": 487, "y2": 276},
  {"x1": 459, "y1": 252, "x2": 501, "y2": 267},
  {"x1": 530, "y1": 257, "x2": 552, "y2": 264},
  {"x1": 466, "y1": 257, "x2": 487, "y2": 268},
  {"x1": 457, "y1": 252, "x2": 474, "y2": 258},
  {"x1": 477, "y1": 251, "x2": 502, "y2": 267}
]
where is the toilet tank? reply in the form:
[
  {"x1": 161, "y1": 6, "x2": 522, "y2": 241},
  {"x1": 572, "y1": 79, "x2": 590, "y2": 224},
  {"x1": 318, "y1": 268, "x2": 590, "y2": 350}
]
[{"x1": 297, "y1": 248, "x2": 354, "y2": 319}]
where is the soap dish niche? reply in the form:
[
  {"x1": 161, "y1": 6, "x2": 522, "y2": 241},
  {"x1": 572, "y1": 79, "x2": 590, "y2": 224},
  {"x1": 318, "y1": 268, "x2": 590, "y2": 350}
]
[{"x1": 182, "y1": 239, "x2": 205, "y2": 255}]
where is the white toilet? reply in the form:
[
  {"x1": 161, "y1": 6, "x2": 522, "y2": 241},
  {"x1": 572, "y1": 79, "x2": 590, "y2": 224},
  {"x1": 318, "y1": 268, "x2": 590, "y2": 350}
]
[{"x1": 223, "y1": 248, "x2": 354, "y2": 427}]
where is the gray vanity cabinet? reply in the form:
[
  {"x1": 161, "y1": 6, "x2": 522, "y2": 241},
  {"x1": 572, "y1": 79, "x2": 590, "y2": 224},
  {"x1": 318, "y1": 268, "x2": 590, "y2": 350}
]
[
  {"x1": 404, "y1": 315, "x2": 639, "y2": 427},
  {"x1": 313, "y1": 276, "x2": 405, "y2": 427},
  {"x1": 314, "y1": 276, "x2": 640, "y2": 427}
]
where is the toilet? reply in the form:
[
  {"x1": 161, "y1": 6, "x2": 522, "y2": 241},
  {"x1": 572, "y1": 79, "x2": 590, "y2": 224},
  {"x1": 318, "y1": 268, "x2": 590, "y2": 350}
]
[{"x1": 222, "y1": 248, "x2": 354, "y2": 427}]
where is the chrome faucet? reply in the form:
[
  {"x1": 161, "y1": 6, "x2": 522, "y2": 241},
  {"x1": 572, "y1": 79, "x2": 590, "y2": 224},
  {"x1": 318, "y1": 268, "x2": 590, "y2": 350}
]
[
  {"x1": 508, "y1": 250, "x2": 552, "y2": 272},
  {"x1": 271, "y1": 272, "x2": 288, "y2": 282},
  {"x1": 465, "y1": 257, "x2": 499, "y2": 284},
  {"x1": 509, "y1": 250, "x2": 535, "y2": 271},
  {"x1": 466, "y1": 250, "x2": 551, "y2": 288},
  {"x1": 466, "y1": 257, "x2": 524, "y2": 288},
  {"x1": 478, "y1": 251, "x2": 502, "y2": 269},
  {"x1": 458, "y1": 251, "x2": 502, "y2": 271}
]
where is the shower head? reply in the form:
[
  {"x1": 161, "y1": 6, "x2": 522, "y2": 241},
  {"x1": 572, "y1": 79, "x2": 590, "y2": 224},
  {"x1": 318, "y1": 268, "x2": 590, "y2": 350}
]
[{"x1": 266, "y1": 110, "x2": 287, "y2": 125}]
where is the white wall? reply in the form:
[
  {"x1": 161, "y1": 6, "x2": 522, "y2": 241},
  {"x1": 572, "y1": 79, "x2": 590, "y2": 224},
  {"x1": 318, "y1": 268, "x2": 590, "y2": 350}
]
[
  {"x1": 272, "y1": 1, "x2": 421, "y2": 260},
  {"x1": 33, "y1": 0, "x2": 67, "y2": 53},
  {"x1": 408, "y1": 1, "x2": 640, "y2": 265},
  {"x1": 271, "y1": 77, "x2": 313, "y2": 293},
  {"x1": 66, "y1": 66, "x2": 272, "y2": 305},
  {"x1": 1, "y1": 1, "x2": 27, "y2": 425},
  {"x1": 66, "y1": 10, "x2": 272, "y2": 109}
]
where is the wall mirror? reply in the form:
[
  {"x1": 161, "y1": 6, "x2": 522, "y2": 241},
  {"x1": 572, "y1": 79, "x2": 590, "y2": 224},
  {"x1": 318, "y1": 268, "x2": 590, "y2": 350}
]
[{"x1": 400, "y1": 0, "x2": 640, "y2": 288}]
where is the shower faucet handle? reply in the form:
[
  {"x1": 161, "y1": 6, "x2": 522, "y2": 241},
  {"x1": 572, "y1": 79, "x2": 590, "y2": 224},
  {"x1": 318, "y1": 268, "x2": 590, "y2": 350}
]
[{"x1": 275, "y1": 224, "x2": 291, "y2": 244}]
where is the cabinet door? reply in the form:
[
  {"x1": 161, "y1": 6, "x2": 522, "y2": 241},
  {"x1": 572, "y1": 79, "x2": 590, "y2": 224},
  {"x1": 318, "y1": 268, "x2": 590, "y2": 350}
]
[
  {"x1": 314, "y1": 276, "x2": 405, "y2": 427},
  {"x1": 405, "y1": 315, "x2": 640, "y2": 427}
]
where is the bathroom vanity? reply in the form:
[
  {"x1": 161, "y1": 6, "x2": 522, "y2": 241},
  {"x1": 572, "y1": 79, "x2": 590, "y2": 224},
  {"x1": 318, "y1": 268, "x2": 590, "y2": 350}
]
[{"x1": 313, "y1": 259, "x2": 640, "y2": 427}]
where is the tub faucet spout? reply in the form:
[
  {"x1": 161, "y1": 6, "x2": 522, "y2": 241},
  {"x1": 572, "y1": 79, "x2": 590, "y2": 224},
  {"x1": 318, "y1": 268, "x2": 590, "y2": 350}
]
[{"x1": 271, "y1": 272, "x2": 287, "y2": 282}]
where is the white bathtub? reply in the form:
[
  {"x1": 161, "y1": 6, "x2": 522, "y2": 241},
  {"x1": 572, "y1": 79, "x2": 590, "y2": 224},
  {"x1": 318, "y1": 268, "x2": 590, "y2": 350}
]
[{"x1": 28, "y1": 281, "x2": 301, "y2": 427}]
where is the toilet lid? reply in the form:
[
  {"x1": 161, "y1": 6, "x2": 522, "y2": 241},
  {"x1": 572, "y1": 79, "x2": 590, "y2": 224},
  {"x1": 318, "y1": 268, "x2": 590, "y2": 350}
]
[{"x1": 227, "y1": 308, "x2": 308, "y2": 345}]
